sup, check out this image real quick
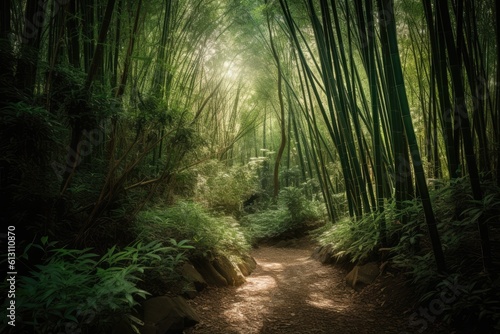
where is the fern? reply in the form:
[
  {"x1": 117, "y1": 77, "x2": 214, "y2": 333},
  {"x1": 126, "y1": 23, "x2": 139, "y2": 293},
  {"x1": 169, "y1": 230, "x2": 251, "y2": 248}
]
[{"x1": 0, "y1": 238, "x2": 188, "y2": 333}]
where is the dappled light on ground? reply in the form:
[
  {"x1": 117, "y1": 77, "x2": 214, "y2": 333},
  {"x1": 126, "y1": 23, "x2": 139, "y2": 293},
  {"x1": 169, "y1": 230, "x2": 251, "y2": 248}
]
[
  {"x1": 186, "y1": 239, "x2": 439, "y2": 334},
  {"x1": 220, "y1": 274, "x2": 278, "y2": 331},
  {"x1": 306, "y1": 292, "x2": 339, "y2": 310},
  {"x1": 259, "y1": 261, "x2": 285, "y2": 271}
]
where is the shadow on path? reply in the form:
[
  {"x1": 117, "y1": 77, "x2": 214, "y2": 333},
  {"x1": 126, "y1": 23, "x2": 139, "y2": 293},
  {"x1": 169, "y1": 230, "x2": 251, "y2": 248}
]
[{"x1": 186, "y1": 241, "x2": 439, "y2": 334}]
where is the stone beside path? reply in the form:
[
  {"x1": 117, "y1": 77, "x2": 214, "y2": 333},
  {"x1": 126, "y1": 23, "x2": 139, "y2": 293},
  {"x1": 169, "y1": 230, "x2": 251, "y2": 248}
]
[
  {"x1": 119, "y1": 238, "x2": 450, "y2": 334},
  {"x1": 183, "y1": 239, "x2": 446, "y2": 334}
]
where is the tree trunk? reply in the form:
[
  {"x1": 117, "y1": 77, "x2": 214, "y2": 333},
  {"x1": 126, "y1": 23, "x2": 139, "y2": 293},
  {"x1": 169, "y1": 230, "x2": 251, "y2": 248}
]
[
  {"x1": 265, "y1": 2, "x2": 287, "y2": 199},
  {"x1": 380, "y1": 0, "x2": 446, "y2": 273},
  {"x1": 15, "y1": 0, "x2": 47, "y2": 98},
  {"x1": 0, "y1": 0, "x2": 16, "y2": 105},
  {"x1": 434, "y1": 0, "x2": 492, "y2": 273}
]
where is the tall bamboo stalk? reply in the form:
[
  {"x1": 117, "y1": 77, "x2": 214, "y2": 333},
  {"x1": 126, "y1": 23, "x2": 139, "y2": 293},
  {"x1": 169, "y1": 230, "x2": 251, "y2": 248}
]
[{"x1": 379, "y1": 0, "x2": 446, "y2": 272}]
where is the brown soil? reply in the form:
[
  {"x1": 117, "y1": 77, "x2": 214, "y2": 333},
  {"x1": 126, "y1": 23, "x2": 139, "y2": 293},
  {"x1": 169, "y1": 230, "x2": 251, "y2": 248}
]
[{"x1": 185, "y1": 238, "x2": 450, "y2": 334}]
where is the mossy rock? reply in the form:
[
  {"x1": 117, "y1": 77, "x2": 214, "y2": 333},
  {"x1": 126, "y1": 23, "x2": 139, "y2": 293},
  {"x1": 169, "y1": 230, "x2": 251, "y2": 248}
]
[{"x1": 212, "y1": 254, "x2": 246, "y2": 286}]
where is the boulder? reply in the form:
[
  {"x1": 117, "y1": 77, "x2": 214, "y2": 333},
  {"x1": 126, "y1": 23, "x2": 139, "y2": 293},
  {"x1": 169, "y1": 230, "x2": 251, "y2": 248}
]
[
  {"x1": 191, "y1": 258, "x2": 228, "y2": 287},
  {"x1": 212, "y1": 254, "x2": 246, "y2": 286},
  {"x1": 345, "y1": 262, "x2": 380, "y2": 290},
  {"x1": 182, "y1": 282, "x2": 199, "y2": 299},
  {"x1": 114, "y1": 296, "x2": 199, "y2": 334},
  {"x1": 241, "y1": 254, "x2": 257, "y2": 273},
  {"x1": 142, "y1": 296, "x2": 200, "y2": 333},
  {"x1": 181, "y1": 263, "x2": 207, "y2": 292},
  {"x1": 311, "y1": 244, "x2": 335, "y2": 264},
  {"x1": 237, "y1": 261, "x2": 251, "y2": 276}
]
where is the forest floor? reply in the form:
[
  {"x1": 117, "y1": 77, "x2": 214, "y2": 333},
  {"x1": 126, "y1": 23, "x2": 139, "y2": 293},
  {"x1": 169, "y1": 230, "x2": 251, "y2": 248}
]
[{"x1": 185, "y1": 237, "x2": 451, "y2": 334}]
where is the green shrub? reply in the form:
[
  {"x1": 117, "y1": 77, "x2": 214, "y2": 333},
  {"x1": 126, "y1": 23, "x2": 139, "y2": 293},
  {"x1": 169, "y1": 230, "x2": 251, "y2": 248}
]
[
  {"x1": 279, "y1": 187, "x2": 322, "y2": 223},
  {"x1": 241, "y1": 187, "x2": 324, "y2": 243},
  {"x1": 319, "y1": 177, "x2": 500, "y2": 331},
  {"x1": 135, "y1": 201, "x2": 250, "y2": 259},
  {"x1": 240, "y1": 208, "x2": 291, "y2": 242},
  {"x1": 394, "y1": 179, "x2": 500, "y2": 331},
  {"x1": 317, "y1": 214, "x2": 383, "y2": 263},
  {"x1": 386, "y1": 179, "x2": 500, "y2": 332},
  {"x1": 194, "y1": 160, "x2": 261, "y2": 214},
  {"x1": 0, "y1": 237, "x2": 189, "y2": 333},
  {"x1": 439, "y1": 274, "x2": 500, "y2": 332}
]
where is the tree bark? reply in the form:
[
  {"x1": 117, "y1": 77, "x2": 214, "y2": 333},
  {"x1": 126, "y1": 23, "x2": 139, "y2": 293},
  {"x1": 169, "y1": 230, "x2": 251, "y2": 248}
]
[
  {"x1": 380, "y1": 0, "x2": 446, "y2": 272},
  {"x1": 15, "y1": 0, "x2": 47, "y2": 98},
  {"x1": 265, "y1": 2, "x2": 286, "y2": 199}
]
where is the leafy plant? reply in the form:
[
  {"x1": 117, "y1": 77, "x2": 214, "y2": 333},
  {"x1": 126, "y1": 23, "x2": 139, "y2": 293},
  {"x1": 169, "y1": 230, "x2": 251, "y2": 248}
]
[
  {"x1": 439, "y1": 274, "x2": 500, "y2": 332},
  {"x1": 241, "y1": 187, "x2": 324, "y2": 243},
  {"x1": 240, "y1": 207, "x2": 291, "y2": 243},
  {"x1": 279, "y1": 187, "x2": 322, "y2": 223},
  {"x1": 194, "y1": 160, "x2": 262, "y2": 215},
  {"x1": 387, "y1": 179, "x2": 500, "y2": 330},
  {"x1": 0, "y1": 237, "x2": 189, "y2": 333},
  {"x1": 135, "y1": 201, "x2": 250, "y2": 259}
]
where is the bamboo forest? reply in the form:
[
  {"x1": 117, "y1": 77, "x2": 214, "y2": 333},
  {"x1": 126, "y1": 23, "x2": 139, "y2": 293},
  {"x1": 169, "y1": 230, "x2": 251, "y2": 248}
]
[{"x1": 1, "y1": 0, "x2": 500, "y2": 333}]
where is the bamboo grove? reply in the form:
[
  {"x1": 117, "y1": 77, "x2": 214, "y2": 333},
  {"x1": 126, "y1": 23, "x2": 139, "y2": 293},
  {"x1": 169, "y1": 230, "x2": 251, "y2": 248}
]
[
  {"x1": 1, "y1": 0, "x2": 499, "y2": 276},
  {"x1": 260, "y1": 0, "x2": 499, "y2": 274}
]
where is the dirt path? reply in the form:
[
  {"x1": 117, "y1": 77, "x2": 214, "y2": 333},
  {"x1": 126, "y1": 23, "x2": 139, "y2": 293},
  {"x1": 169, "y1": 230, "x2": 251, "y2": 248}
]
[{"x1": 185, "y1": 239, "x2": 444, "y2": 334}]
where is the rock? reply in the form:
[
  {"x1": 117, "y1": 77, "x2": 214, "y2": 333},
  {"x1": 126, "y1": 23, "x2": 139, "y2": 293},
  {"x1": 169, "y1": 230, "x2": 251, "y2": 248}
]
[
  {"x1": 311, "y1": 244, "x2": 335, "y2": 264},
  {"x1": 345, "y1": 262, "x2": 380, "y2": 290},
  {"x1": 212, "y1": 254, "x2": 246, "y2": 286},
  {"x1": 181, "y1": 263, "x2": 207, "y2": 292},
  {"x1": 237, "y1": 253, "x2": 257, "y2": 276},
  {"x1": 182, "y1": 282, "x2": 199, "y2": 299},
  {"x1": 242, "y1": 254, "x2": 257, "y2": 271},
  {"x1": 142, "y1": 296, "x2": 200, "y2": 333},
  {"x1": 191, "y1": 258, "x2": 228, "y2": 287},
  {"x1": 114, "y1": 296, "x2": 199, "y2": 334},
  {"x1": 237, "y1": 261, "x2": 250, "y2": 276}
]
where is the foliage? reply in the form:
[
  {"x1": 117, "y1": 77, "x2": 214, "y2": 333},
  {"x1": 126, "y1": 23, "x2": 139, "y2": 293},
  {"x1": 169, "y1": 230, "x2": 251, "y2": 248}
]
[
  {"x1": 279, "y1": 186, "x2": 321, "y2": 223},
  {"x1": 439, "y1": 274, "x2": 500, "y2": 332},
  {"x1": 241, "y1": 187, "x2": 324, "y2": 243},
  {"x1": 0, "y1": 102, "x2": 63, "y2": 197},
  {"x1": 388, "y1": 179, "x2": 500, "y2": 331},
  {"x1": 240, "y1": 207, "x2": 290, "y2": 243},
  {"x1": 135, "y1": 201, "x2": 250, "y2": 259},
  {"x1": 2, "y1": 0, "x2": 499, "y2": 332},
  {"x1": 316, "y1": 205, "x2": 400, "y2": 263},
  {"x1": 0, "y1": 101, "x2": 63, "y2": 156},
  {"x1": 0, "y1": 238, "x2": 189, "y2": 333},
  {"x1": 317, "y1": 177, "x2": 500, "y2": 330},
  {"x1": 194, "y1": 160, "x2": 262, "y2": 215}
]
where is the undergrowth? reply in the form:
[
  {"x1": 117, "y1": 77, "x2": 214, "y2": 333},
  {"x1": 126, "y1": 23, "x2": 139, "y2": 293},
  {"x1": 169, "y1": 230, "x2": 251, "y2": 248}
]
[
  {"x1": 135, "y1": 201, "x2": 250, "y2": 259},
  {"x1": 1, "y1": 237, "x2": 191, "y2": 333},
  {"x1": 193, "y1": 159, "x2": 261, "y2": 215},
  {"x1": 241, "y1": 187, "x2": 324, "y2": 243},
  {"x1": 315, "y1": 176, "x2": 500, "y2": 332}
]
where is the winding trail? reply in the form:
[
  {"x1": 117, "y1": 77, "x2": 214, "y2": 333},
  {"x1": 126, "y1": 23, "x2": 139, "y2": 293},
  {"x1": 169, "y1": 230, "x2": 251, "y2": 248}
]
[{"x1": 185, "y1": 239, "x2": 441, "y2": 334}]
